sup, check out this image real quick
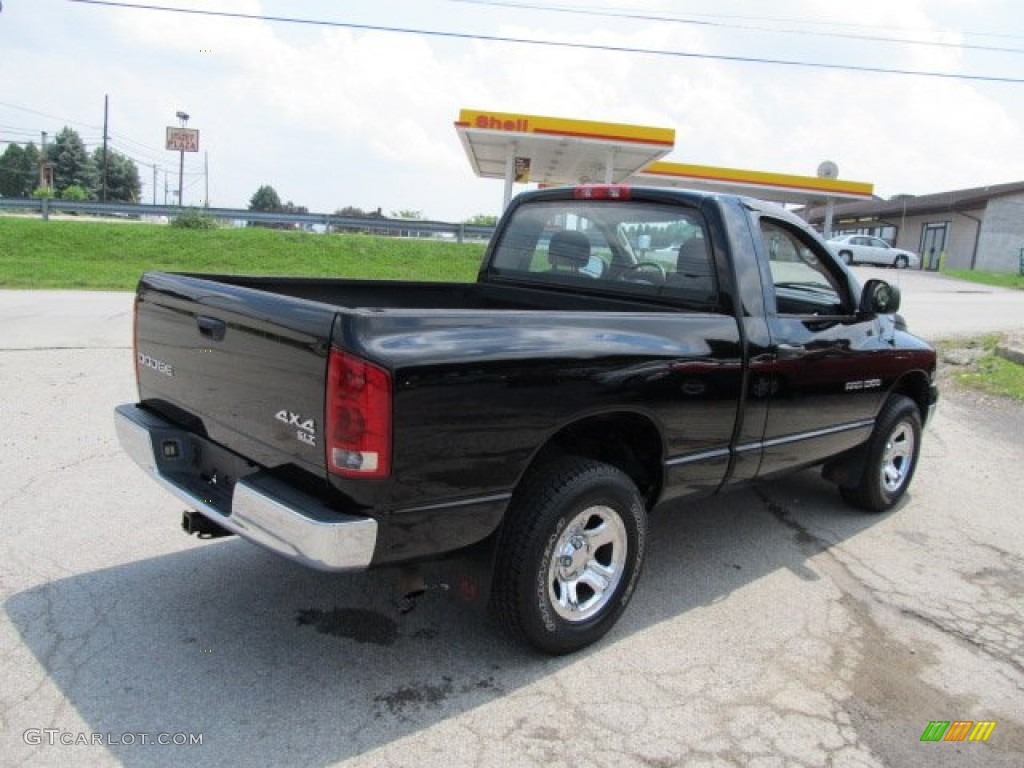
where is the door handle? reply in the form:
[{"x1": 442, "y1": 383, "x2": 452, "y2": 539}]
[
  {"x1": 776, "y1": 343, "x2": 805, "y2": 360},
  {"x1": 196, "y1": 315, "x2": 226, "y2": 341}
]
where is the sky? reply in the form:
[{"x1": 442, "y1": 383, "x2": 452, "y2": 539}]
[{"x1": 1, "y1": 0, "x2": 1022, "y2": 220}]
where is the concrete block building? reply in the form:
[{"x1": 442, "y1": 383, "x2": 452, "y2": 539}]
[{"x1": 805, "y1": 181, "x2": 1024, "y2": 272}]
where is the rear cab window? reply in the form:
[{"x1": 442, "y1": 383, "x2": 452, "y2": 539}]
[{"x1": 486, "y1": 199, "x2": 720, "y2": 309}]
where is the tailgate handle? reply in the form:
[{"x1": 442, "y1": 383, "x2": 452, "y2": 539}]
[{"x1": 196, "y1": 315, "x2": 226, "y2": 342}]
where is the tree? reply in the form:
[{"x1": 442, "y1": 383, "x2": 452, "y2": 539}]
[
  {"x1": 331, "y1": 205, "x2": 382, "y2": 234},
  {"x1": 334, "y1": 205, "x2": 367, "y2": 217},
  {"x1": 248, "y1": 184, "x2": 282, "y2": 212},
  {"x1": 281, "y1": 200, "x2": 308, "y2": 215},
  {"x1": 391, "y1": 209, "x2": 423, "y2": 220},
  {"x1": 92, "y1": 147, "x2": 141, "y2": 202},
  {"x1": 281, "y1": 200, "x2": 310, "y2": 231},
  {"x1": 465, "y1": 214, "x2": 498, "y2": 227},
  {"x1": 22, "y1": 142, "x2": 40, "y2": 193},
  {"x1": 48, "y1": 127, "x2": 97, "y2": 197},
  {"x1": 0, "y1": 142, "x2": 40, "y2": 198},
  {"x1": 0, "y1": 144, "x2": 26, "y2": 197}
]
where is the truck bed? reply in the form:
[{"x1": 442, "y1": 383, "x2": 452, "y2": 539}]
[
  {"x1": 133, "y1": 270, "x2": 742, "y2": 562},
  {"x1": 180, "y1": 272, "x2": 683, "y2": 313}
]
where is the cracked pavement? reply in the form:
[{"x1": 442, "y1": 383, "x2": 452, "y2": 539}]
[{"x1": 1, "y1": 287, "x2": 1022, "y2": 767}]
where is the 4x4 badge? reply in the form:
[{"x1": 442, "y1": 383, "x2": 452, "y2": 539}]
[{"x1": 275, "y1": 410, "x2": 317, "y2": 446}]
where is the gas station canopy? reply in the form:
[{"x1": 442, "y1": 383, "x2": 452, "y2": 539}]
[
  {"x1": 455, "y1": 108, "x2": 874, "y2": 235},
  {"x1": 455, "y1": 108, "x2": 675, "y2": 208},
  {"x1": 629, "y1": 161, "x2": 873, "y2": 204}
]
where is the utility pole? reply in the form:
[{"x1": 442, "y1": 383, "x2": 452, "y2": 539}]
[
  {"x1": 152, "y1": 164, "x2": 157, "y2": 205},
  {"x1": 204, "y1": 151, "x2": 209, "y2": 208},
  {"x1": 101, "y1": 94, "x2": 109, "y2": 201},
  {"x1": 39, "y1": 131, "x2": 47, "y2": 189}
]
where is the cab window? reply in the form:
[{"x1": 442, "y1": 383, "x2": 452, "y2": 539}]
[
  {"x1": 488, "y1": 199, "x2": 720, "y2": 309},
  {"x1": 760, "y1": 219, "x2": 847, "y2": 315}
]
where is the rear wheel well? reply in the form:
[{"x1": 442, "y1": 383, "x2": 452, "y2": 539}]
[{"x1": 525, "y1": 414, "x2": 663, "y2": 508}]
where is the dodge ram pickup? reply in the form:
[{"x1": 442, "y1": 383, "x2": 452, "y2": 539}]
[{"x1": 115, "y1": 185, "x2": 938, "y2": 654}]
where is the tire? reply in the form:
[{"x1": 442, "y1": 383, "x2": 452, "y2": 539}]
[
  {"x1": 894, "y1": 254, "x2": 908, "y2": 269},
  {"x1": 840, "y1": 395, "x2": 922, "y2": 513},
  {"x1": 839, "y1": 250, "x2": 853, "y2": 265},
  {"x1": 491, "y1": 457, "x2": 647, "y2": 655}
]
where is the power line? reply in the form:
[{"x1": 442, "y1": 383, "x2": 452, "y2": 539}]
[
  {"x1": 67, "y1": 0, "x2": 1024, "y2": 84},
  {"x1": 457, "y1": 0, "x2": 1024, "y2": 43},
  {"x1": 450, "y1": 0, "x2": 1024, "y2": 55},
  {"x1": 0, "y1": 100, "x2": 103, "y2": 130},
  {"x1": 0, "y1": 126, "x2": 41, "y2": 137},
  {"x1": 108, "y1": 135, "x2": 174, "y2": 166},
  {"x1": 0, "y1": 101, "x2": 183, "y2": 170}
]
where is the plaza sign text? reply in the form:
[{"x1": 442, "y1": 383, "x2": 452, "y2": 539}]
[{"x1": 166, "y1": 127, "x2": 199, "y2": 153}]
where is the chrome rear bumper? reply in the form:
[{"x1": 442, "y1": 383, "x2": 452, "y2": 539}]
[{"x1": 114, "y1": 404, "x2": 377, "y2": 571}]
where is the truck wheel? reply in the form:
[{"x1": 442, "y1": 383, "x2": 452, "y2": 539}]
[
  {"x1": 840, "y1": 395, "x2": 921, "y2": 513},
  {"x1": 491, "y1": 457, "x2": 647, "y2": 655}
]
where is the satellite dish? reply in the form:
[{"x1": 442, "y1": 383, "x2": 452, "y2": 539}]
[{"x1": 817, "y1": 161, "x2": 839, "y2": 179}]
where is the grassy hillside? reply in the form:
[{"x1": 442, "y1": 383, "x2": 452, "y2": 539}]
[{"x1": 0, "y1": 217, "x2": 486, "y2": 290}]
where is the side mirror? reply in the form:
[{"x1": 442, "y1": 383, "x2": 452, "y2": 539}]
[{"x1": 859, "y1": 279, "x2": 901, "y2": 315}]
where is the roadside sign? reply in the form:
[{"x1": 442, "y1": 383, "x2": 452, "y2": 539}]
[{"x1": 166, "y1": 127, "x2": 199, "y2": 152}]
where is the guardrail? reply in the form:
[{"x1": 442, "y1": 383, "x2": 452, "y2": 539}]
[{"x1": 0, "y1": 198, "x2": 496, "y2": 243}]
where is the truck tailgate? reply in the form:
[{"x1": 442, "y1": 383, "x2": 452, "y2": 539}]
[{"x1": 134, "y1": 272, "x2": 335, "y2": 478}]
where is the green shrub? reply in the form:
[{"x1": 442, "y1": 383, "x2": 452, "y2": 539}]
[
  {"x1": 171, "y1": 209, "x2": 219, "y2": 230},
  {"x1": 59, "y1": 185, "x2": 89, "y2": 201}
]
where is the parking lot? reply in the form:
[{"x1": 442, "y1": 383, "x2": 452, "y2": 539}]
[{"x1": 2, "y1": 271, "x2": 1023, "y2": 767}]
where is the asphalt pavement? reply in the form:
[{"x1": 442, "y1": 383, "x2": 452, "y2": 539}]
[
  {"x1": 860, "y1": 265, "x2": 1024, "y2": 339},
  {"x1": 1, "y1": 274, "x2": 1022, "y2": 767}
]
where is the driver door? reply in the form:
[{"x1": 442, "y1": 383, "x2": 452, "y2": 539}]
[{"x1": 754, "y1": 217, "x2": 888, "y2": 477}]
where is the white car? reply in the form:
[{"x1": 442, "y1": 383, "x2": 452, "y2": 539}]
[{"x1": 827, "y1": 234, "x2": 920, "y2": 269}]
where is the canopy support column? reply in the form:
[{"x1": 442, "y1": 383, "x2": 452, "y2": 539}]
[
  {"x1": 503, "y1": 142, "x2": 517, "y2": 211},
  {"x1": 604, "y1": 148, "x2": 616, "y2": 183}
]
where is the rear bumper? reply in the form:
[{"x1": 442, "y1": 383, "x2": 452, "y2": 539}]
[{"x1": 114, "y1": 404, "x2": 377, "y2": 571}]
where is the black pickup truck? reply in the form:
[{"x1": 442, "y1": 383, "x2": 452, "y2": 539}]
[{"x1": 115, "y1": 185, "x2": 937, "y2": 654}]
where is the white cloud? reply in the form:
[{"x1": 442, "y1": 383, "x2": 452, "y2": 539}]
[{"x1": 1, "y1": 0, "x2": 1021, "y2": 218}]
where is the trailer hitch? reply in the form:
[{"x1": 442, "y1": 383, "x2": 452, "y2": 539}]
[{"x1": 181, "y1": 510, "x2": 233, "y2": 539}]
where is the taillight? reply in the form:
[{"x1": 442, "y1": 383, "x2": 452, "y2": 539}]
[
  {"x1": 573, "y1": 184, "x2": 631, "y2": 200},
  {"x1": 325, "y1": 348, "x2": 391, "y2": 479}
]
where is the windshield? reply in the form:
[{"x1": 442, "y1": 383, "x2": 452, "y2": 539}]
[{"x1": 488, "y1": 199, "x2": 717, "y2": 306}]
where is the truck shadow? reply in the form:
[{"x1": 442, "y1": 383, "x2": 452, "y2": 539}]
[{"x1": 5, "y1": 470, "x2": 890, "y2": 767}]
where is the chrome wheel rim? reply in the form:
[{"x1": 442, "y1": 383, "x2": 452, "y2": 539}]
[
  {"x1": 881, "y1": 420, "x2": 915, "y2": 494},
  {"x1": 548, "y1": 506, "x2": 628, "y2": 623}
]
